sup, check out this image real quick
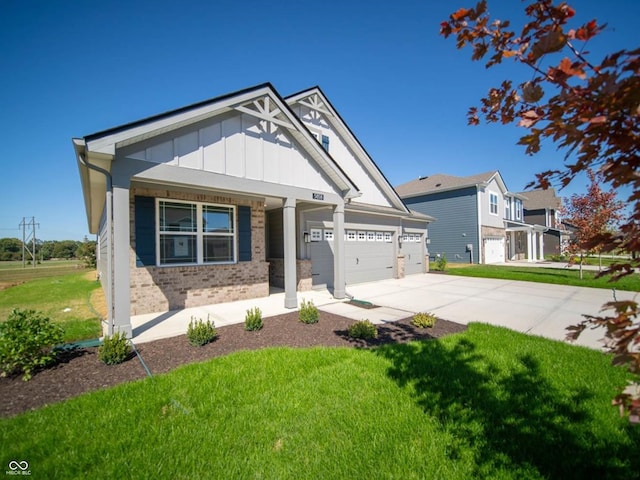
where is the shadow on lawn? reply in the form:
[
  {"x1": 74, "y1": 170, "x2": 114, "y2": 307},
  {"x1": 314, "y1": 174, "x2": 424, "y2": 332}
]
[{"x1": 375, "y1": 336, "x2": 640, "y2": 479}]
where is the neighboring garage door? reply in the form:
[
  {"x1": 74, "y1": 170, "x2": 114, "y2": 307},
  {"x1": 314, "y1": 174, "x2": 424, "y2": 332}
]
[
  {"x1": 310, "y1": 228, "x2": 395, "y2": 288},
  {"x1": 401, "y1": 234, "x2": 424, "y2": 275},
  {"x1": 483, "y1": 237, "x2": 505, "y2": 264}
]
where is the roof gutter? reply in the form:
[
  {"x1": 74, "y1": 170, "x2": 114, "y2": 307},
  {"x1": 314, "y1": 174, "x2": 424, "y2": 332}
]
[{"x1": 73, "y1": 138, "x2": 115, "y2": 336}]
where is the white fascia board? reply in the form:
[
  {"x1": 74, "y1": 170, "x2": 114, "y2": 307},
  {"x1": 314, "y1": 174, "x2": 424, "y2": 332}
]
[
  {"x1": 86, "y1": 87, "x2": 274, "y2": 155},
  {"x1": 287, "y1": 88, "x2": 408, "y2": 213}
]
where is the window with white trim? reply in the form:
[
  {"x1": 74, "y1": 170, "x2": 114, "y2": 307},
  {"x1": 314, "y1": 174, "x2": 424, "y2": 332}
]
[
  {"x1": 324, "y1": 229, "x2": 334, "y2": 241},
  {"x1": 366, "y1": 231, "x2": 376, "y2": 242},
  {"x1": 357, "y1": 231, "x2": 367, "y2": 241},
  {"x1": 515, "y1": 199, "x2": 523, "y2": 220},
  {"x1": 504, "y1": 197, "x2": 511, "y2": 220},
  {"x1": 489, "y1": 192, "x2": 499, "y2": 215},
  {"x1": 346, "y1": 230, "x2": 357, "y2": 241},
  {"x1": 158, "y1": 200, "x2": 235, "y2": 265}
]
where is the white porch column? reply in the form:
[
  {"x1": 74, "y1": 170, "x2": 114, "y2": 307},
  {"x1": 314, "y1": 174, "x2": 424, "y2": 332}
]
[
  {"x1": 283, "y1": 197, "x2": 298, "y2": 309},
  {"x1": 510, "y1": 232, "x2": 516, "y2": 261},
  {"x1": 538, "y1": 232, "x2": 545, "y2": 260},
  {"x1": 527, "y1": 230, "x2": 533, "y2": 262},
  {"x1": 111, "y1": 185, "x2": 132, "y2": 338},
  {"x1": 333, "y1": 203, "x2": 346, "y2": 299},
  {"x1": 531, "y1": 230, "x2": 538, "y2": 262}
]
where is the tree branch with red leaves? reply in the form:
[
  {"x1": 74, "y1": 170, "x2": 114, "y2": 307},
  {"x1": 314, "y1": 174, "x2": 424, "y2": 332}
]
[{"x1": 441, "y1": 0, "x2": 640, "y2": 423}]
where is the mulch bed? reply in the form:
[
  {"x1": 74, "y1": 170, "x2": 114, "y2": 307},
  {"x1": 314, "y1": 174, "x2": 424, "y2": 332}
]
[{"x1": 0, "y1": 311, "x2": 466, "y2": 418}]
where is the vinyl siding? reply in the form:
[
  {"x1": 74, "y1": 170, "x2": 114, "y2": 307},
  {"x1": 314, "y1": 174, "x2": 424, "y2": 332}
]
[{"x1": 404, "y1": 186, "x2": 479, "y2": 264}]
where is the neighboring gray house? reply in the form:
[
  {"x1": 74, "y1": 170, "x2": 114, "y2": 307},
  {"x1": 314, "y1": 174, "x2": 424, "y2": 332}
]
[
  {"x1": 396, "y1": 171, "x2": 547, "y2": 264},
  {"x1": 74, "y1": 83, "x2": 433, "y2": 337},
  {"x1": 519, "y1": 188, "x2": 570, "y2": 256}
]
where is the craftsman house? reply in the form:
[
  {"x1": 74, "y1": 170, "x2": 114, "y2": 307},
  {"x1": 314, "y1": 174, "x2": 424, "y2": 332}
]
[
  {"x1": 74, "y1": 83, "x2": 433, "y2": 337},
  {"x1": 396, "y1": 171, "x2": 547, "y2": 264}
]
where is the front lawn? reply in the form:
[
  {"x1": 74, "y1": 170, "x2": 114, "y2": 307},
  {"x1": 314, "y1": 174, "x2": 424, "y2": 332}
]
[
  {"x1": 1, "y1": 324, "x2": 637, "y2": 479},
  {"x1": 445, "y1": 264, "x2": 640, "y2": 291},
  {"x1": 0, "y1": 271, "x2": 102, "y2": 341}
]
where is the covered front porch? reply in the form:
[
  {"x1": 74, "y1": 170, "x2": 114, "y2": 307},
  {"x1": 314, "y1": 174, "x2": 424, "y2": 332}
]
[{"x1": 505, "y1": 222, "x2": 547, "y2": 262}]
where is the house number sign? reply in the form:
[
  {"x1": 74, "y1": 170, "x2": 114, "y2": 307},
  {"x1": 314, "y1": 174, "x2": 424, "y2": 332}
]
[{"x1": 312, "y1": 192, "x2": 324, "y2": 200}]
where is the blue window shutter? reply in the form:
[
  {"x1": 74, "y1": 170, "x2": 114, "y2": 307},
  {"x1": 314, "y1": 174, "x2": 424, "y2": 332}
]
[
  {"x1": 135, "y1": 196, "x2": 156, "y2": 267},
  {"x1": 238, "y1": 206, "x2": 251, "y2": 262}
]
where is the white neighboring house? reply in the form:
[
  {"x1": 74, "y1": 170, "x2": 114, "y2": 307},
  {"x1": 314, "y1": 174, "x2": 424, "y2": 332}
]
[
  {"x1": 74, "y1": 83, "x2": 433, "y2": 337},
  {"x1": 396, "y1": 171, "x2": 546, "y2": 264}
]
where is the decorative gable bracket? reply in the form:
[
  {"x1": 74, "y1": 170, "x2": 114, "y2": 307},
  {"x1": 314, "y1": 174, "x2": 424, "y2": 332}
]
[
  {"x1": 296, "y1": 92, "x2": 332, "y2": 117},
  {"x1": 234, "y1": 95, "x2": 294, "y2": 134}
]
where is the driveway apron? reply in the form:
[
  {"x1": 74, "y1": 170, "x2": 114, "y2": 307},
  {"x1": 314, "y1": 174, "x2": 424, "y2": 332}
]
[{"x1": 343, "y1": 274, "x2": 638, "y2": 350}]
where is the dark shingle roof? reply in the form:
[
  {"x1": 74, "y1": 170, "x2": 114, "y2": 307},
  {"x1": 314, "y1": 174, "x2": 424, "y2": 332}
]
[
  {"x1": 518, "y1": 188, "x2": 562, "y2": 210},
  {"x1": 395, "y1": 171, "x2": 498, "y2": 198}
]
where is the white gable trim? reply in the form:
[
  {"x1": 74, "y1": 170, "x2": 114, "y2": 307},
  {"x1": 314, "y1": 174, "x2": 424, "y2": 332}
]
[
  {"x1": 76, "y1": 84, "x2": 366, "y2": 232},
  {"x1": 286, "y1": 88, "x2": 409, "y2": 214}
]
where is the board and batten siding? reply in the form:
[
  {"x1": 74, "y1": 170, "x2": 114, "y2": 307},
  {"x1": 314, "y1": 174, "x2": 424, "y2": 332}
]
[
  {"x1": 404, "y1": 186, "x2": 479, "y2": 264},
  {"x1": 293, "y1": 104, "x2": 393, "y2": 209},
  {"x1": 125, "y1": 112, "x2": 336, "y2": 195}
]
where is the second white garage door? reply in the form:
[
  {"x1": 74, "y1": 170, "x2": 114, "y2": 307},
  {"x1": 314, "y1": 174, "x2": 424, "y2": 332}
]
[{"x1": 483, "y1": 237, "x2": 505, "y2": 264}]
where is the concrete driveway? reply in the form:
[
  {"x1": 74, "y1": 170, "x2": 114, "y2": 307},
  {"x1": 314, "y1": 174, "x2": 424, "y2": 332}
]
[
  {"x1": 339, "y1": 274, "x2": 638, "y2": 350},
  {"x1": 131, "y1": 273, "x2": 638, "y2": 350}
]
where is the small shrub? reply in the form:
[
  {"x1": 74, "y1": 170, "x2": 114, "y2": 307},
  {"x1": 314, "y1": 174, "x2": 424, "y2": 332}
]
[
  {"x1": 348, "y1": 319, "x2": 378, "y2": 340},
  {"x1": 412, "y1": 312, "x2": 438, "y2": 328},
  {"x1": 98, "y1": 331, "x2": 131, "y2": 365},
  {"x1": 245, "y1": 307, "x2": 263, "y2": 331},
  {"x1": 435, "y1": 253, "x2": 448, "y2": 271},
  {"x1": 187, "y1": 315, "x2": 217, "y2": 346},
  {"x1": 299, "y1": 299, "x2": 319, "y2": 324},
  {"x1": 0, "y1": 309, "x2": 64, "y2": 381}
]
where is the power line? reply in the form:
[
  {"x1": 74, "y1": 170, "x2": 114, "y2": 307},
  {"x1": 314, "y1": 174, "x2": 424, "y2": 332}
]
[{"x1": 19, "y1": 217, "x2": 39, "y2": 268}]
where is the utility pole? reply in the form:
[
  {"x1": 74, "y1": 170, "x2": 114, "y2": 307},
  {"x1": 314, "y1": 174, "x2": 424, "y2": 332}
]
[{"x1": 19, "y1": 217, "x2": 39, "y2": 268}]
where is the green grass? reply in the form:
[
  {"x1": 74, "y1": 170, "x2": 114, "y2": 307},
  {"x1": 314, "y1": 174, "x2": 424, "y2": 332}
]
[
  {"x1": 445, "y1": 264, "x2": 640, "y2": 291},
  {"x1": 0, "y1": 271, "x2": 102, "y2": 341},
  {"x1": 0, "y1": 260, "x2": 85, "y2": 283},
  {"x1": 1, "y1": 324, "x2": 638, "y2": 479}
]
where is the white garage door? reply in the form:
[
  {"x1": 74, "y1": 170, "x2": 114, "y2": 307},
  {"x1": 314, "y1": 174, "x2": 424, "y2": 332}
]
[
  {"x1": 400, "y1": 234, "x2": 424, "y2": 275},
  {"x1": 483, "y1": 237, "x2": 505, "y2": 264},
  {"x1": 310, "y1": 228, "x2": 395, "y2": 288}
]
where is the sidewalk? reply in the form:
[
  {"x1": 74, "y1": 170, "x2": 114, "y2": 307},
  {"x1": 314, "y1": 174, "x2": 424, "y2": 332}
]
[{"x1": 498, "y1": 260, "x2": 603, "y2": 271}]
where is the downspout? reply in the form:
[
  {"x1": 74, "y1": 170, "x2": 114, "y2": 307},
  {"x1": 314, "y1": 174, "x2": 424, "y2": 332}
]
[
  {"x1": 476, "y1": 185, "x2": 483, "y2": 264},
  {"x1": 77, "y1": 150, "x2": 115, "y2": 336}
]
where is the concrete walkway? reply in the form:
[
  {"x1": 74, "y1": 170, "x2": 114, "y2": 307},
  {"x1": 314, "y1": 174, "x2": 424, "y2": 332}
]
[{"x1": 131, "y1": 272, "x2": 638, "y2": 350}]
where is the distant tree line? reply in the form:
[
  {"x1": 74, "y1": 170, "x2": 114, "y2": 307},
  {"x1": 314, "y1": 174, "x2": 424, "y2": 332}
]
[{"x1": 0, "y1": 238, "x2": 96, "y2": 267}]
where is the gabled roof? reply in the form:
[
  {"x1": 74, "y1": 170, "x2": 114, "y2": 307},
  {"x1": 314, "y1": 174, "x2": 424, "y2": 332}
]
[
  {"x1": 518, "y1": 188, "x2": 562, "y2": 210},
  {"x1": 74, "y1": 83, "x2": 361, "y2": 232},
  {"x1": 396, "y1": 171, "x2": 500, "y2": 198},
  {"x1": 286, "y1": 86, "x2": 410, "y2": 214}
]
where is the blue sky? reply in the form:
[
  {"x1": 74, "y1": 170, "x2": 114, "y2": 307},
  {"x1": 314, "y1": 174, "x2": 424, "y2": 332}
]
[{"x1": 0, "y1": 0, "x2": 637, "y2": 240}]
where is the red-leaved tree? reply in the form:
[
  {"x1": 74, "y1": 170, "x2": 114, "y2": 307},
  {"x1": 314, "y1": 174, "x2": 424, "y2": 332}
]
[
  {"x1": 440, "y1": 0, "x2": 639, "y2": 422},
  {"x1": 561, "y1": 169, "x2": 624, "y2": 278}
]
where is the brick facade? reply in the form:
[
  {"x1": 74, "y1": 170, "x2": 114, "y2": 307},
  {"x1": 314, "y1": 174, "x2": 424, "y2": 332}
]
[
  {"x1": 129, "y1": 187, "x2": 269, "y2": 315},
  {"x1": 267, "y1": 258, "x2": 313, "y2": 292}
]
